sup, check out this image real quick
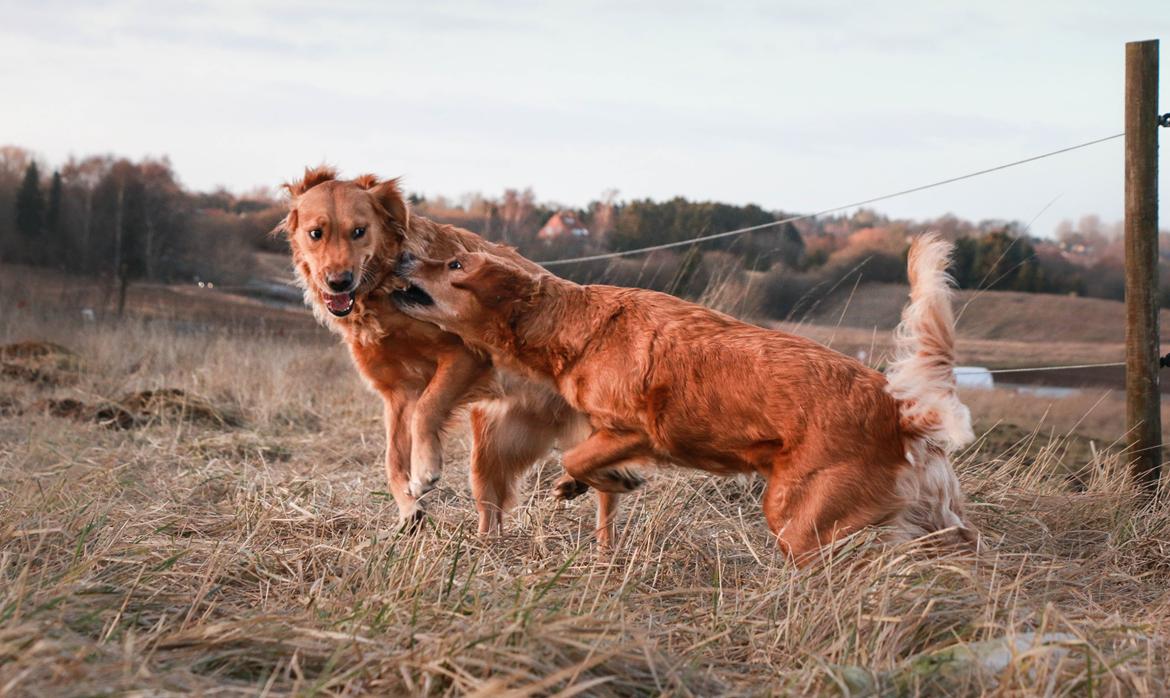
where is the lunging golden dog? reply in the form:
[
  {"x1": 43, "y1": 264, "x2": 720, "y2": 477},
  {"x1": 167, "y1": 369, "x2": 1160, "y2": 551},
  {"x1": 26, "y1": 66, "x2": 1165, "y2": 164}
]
[
  {"x1": 392, "y1": 234, "x2": 976, "y2": 562},
  {"x1": 276, "y1": 167, "x2": 629, "y2": 540}
]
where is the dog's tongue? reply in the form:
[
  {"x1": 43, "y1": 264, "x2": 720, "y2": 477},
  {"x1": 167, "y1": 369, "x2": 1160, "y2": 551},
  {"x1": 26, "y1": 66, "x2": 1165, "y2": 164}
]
[{"x1": 324, "y1": 292, "x2": 352, "y2": 313}]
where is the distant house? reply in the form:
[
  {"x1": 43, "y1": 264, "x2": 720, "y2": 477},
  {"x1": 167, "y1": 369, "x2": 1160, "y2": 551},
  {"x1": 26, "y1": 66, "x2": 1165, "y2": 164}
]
[{"x1": 537, "y1": 211, "x2": 589, "y2": 241}]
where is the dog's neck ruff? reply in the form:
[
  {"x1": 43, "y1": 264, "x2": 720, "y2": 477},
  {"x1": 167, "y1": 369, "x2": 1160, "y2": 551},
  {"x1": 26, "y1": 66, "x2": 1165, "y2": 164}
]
[{"x1": 492, "y1": 279, "x2": 598, "y2": 382}]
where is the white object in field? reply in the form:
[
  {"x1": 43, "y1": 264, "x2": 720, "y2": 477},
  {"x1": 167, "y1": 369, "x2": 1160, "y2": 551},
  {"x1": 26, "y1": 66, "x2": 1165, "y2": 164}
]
[
  {"x1": 81, "y1": 308, "x2": 95, "y2": 322},
  {"x1": 953, "y1": 366, "x2": 994, "y2": 390}
]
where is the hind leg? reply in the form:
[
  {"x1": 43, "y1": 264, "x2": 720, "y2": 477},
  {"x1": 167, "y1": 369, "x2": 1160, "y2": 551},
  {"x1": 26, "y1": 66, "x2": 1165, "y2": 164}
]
[
  {"x1": 763, "y1": 459, "x2": 901, "y2": 566},
  {"x1": 469, "y1": 400, "x2": 563, "y2": 534},
  {"x1": 552, "y1": 468, "x2": 627, "y2": 548}
]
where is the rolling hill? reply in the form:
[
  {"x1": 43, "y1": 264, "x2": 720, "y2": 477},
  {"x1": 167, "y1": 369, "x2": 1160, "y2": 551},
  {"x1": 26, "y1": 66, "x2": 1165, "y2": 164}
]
[{"x1": 795, "y1": 282, "x2": 1170, "y2": 345}]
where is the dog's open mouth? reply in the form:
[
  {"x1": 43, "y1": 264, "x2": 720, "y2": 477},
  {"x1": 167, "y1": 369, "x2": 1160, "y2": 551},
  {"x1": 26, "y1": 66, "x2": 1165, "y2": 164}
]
[
  {"x1": 322, "y1": 291, "x2": 355, "y2": 317},
  {"x1": 391, "y1": 284, "x2": 434, "y2": 307}
]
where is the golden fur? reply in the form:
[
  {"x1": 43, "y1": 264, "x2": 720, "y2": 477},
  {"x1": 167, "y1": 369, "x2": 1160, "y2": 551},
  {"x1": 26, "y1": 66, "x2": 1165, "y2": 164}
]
[
  {"x1": 276, "y1": 167, "x2": 624, "y2": 542},
  {"x1": 393, "y1": 234, "x2": 976, "y2": 562}
]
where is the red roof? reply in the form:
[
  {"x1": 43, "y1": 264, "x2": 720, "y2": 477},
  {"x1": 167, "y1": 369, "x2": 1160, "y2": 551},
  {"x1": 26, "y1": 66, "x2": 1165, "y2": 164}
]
[{"x1": 538, "y1": 211, "x2": 590, "y2": 240}]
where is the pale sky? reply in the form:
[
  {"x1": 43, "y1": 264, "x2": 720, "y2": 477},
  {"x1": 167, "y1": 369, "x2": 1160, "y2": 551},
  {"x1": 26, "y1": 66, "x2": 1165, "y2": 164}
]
[{"x1": 2, "y1": 1, "x2": 1167, "y2": 235}]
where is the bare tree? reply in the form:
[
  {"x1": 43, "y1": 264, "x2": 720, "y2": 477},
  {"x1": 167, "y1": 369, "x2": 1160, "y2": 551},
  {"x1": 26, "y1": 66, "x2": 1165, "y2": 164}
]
[
  {"x1": 590, "y1": 188, "x2": 619, "y2": 240},
  {"x1": 61, "y1": 155, "x2": 114, "y2": 266}
]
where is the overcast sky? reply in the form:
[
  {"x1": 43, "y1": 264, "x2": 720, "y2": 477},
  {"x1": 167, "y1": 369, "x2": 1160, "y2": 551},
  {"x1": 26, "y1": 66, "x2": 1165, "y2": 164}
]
[{"x1": 2, "y1": 1, "x2": 1167, "y2": 235}]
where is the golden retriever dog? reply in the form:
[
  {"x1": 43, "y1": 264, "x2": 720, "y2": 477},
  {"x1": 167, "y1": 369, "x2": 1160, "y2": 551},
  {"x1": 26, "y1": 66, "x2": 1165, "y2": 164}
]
[
  {"x1": 392, "y1": 234, "x2": 976, "y2": 563},
  {"x1": 275, "y1": 167, "x2": 629, "y2": 540}
]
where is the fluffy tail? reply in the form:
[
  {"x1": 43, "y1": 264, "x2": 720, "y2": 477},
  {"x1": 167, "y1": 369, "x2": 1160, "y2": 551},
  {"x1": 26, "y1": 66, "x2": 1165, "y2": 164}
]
[
  {"x1": 885, "y1": 233, "x2": 974, "y2": 451},
  {"x1": 885, "y1": 233, "x2": 976, "y2": 545}
]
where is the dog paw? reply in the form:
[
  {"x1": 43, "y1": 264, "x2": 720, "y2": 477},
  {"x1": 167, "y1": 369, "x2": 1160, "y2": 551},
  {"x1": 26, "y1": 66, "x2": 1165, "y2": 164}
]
[
  {"x1": 552, "y1": 475, "x2": 590, "y2": 501},
  {"x1": 408, "y1": 475, "x2": 440, "y2": 498},
  {"x1": 399, "y1": 508, "x2": 427, "y2": 534},
  {"x1": 596, "y1": 467, "x2": 644, "y2": 493}
]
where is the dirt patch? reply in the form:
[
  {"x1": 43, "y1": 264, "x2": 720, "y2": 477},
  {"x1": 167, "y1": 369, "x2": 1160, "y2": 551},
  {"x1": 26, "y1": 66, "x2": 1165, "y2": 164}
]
[
  {"x1": 0, "y1": 341, "x2": 76, "y2": 360},
  {"x1": 27, "y1": 389, "x2": 241, "y2": 430},
  {"x1": 32, "y1": 398, "x2": 138, "y2": 430},
  {"x1": 0, "y1": 341, "x2": 82, "y2": 386},
  {"x1": 0, "y1": 394, "x2": 22, "y2": 416},
  {"x1": 119, "y1": 389, "x2": 242, "y2": 427}
]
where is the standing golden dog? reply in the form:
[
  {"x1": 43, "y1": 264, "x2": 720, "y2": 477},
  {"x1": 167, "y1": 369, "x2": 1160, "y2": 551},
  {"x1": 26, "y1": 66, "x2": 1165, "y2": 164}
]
[
  {"x1": 392, "y1": 234, "x2": 976, "y2": 562},
  {"x1": 275, "y1": 167, "x2": 630, "y2": 540}
]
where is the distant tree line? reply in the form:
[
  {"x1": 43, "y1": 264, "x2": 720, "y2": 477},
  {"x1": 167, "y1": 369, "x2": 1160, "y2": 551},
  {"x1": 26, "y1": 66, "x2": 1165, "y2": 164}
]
[
  {"x1": 0, "y1": 146, "x2": 281, "y2": 312},
  {"x1": 5, "y1": 143, "x2": 1164, "y2": 321},
  {"x1": 605, "y1": 197, "x2": 804, "y2": 271},
  {"x1": 371, "y1": 187, "x2": 1170, "y2": 319}
]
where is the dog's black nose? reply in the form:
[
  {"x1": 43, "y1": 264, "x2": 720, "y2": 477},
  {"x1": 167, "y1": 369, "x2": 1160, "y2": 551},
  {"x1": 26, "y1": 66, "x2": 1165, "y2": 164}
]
[{"x1": 326, "y1": 271, "x2": 353, "y2": 292}]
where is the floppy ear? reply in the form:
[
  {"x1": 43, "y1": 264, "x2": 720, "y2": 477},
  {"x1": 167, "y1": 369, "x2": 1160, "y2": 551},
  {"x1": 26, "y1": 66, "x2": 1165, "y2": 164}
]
[
  {"x1": 453, "y1": 260, "x2": 539, "y2": 310},
  {"x1": 358, "y1": 176, "x2": 410, "y2": 233},
  {"x1": 283, "y1": 165, "x2": 338, "y2": 197},
  {"x1": 269, "y1": 209, "x2": 298, "y2": 238},
  {"x1": 274, "y1": 165, "x2": 333, "y2": 237}
]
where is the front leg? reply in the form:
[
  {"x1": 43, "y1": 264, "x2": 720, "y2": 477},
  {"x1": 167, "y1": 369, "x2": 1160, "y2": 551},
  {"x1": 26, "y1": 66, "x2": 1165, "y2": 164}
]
[
  {"x1": 408, "y1": 349, "x2": 488, "y2": 497},
  {"x1": 561, "y1": 429, "x2": 652, "y2": 493},
  {"x1": 382, "y1": 395, "x2": 423, "y2": 529},
  {"x1": 559, "y1": 429, "x2": 651, "y2": 548}
]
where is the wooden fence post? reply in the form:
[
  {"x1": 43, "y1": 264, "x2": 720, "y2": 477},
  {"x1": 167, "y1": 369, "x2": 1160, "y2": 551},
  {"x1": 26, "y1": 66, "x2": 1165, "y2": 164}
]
[{"x1": 1124, "y1": 39, "x2": 1162, "y2": 491}]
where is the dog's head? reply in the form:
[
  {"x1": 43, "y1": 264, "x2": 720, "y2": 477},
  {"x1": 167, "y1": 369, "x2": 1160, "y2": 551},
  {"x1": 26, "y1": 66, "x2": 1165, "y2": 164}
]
[
  {"x1": 391, "y1": 251, "x2": 541, "y2": 340},
  {"x1": 273, "y1": 166, "x2": 410, "y2": 318}
]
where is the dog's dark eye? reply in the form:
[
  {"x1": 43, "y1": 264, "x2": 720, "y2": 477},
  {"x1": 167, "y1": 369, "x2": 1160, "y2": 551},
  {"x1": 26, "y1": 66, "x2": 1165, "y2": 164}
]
[
  {"x1": 308, "y1": 228, "x2": 323, "y2": 241},
  {"x1": 448, "y1": 260, "x2": 463, "y2": 270},
  {"x1": 352, "y1": 227, "x2": 366, "y2": 239}
]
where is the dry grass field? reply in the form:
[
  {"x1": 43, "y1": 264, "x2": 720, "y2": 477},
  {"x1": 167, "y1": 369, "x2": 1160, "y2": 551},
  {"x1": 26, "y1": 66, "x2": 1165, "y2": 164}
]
[{"x1": 2, "y1": 277, "x2": 1170, "y2": 696}]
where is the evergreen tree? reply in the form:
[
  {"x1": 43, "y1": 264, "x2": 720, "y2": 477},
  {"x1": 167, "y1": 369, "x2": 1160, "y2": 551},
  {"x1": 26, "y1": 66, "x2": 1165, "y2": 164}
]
[
  {"x1": 15, "y1": 162, "x2": 44, "y2": 239},
  {"x1": 46, "y1": 170, "x2": 62, "y2": 235}
]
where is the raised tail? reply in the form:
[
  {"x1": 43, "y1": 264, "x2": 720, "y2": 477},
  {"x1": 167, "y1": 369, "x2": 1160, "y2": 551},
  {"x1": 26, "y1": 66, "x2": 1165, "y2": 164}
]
[
  {"x1": 885, "y1": 233, "x2": 976, "y2": 545},
  {"x1": 885, "y1": 233, "x2": 974, "y2": 451}
]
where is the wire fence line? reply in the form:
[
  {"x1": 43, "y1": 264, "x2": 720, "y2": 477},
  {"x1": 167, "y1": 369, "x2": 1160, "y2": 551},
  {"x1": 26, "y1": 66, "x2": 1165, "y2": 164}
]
[
  {"x1": 199, "y1": 131, "x2": 1135, "y2": 379},
  {"x1": 537, "y1": 129, "x2": 1140, "y2": 379},
  {"x1": 955, "y1": 362, "x2": 1126, "y2": 375},
  {"x1": 539, "y1": 132, "x2": 1126, "y2": 267}
]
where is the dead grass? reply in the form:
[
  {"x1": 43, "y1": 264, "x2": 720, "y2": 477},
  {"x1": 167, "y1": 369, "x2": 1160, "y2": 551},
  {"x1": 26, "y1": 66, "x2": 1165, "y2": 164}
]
[
  {"x1": 962, "y1": 387, "x2": 1170, "y2": 446},
  {"x1": 2, "y1": 307, "x2": 1169, "y2": 696}
]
